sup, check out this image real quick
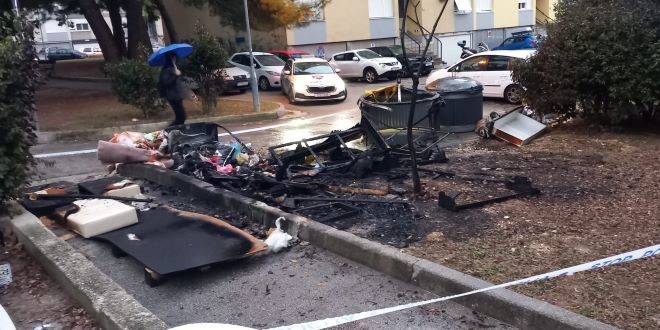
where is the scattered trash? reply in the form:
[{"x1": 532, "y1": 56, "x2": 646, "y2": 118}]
[
  {"x1": 438, "y1": 176, "x2": 541, "y2": 212},
  {"x1": 0, "y1": 304, "x2": 15, "y2": 330},
  {"x1": 67, "y1": 199, "x2": 139, "y2": 238},
  {"x1": 0, "y1": 263, "x2": 12, "y2": 288},
  {"x1": 96, "y1": 206, "x2": 267, "y2": 286},
  {"x1": 476, "y1": 107, "x2": 547, "y2": 146},
  {"x1": 264, "y1": 217, "x2": 293, "y2": 253}
]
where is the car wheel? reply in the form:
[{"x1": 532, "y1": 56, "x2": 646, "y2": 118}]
[
  {"x1": 504, "y1": 84, "x2": 523, "y2": 104},
  {"x1": 258, "y1": 76, "x2": 271, "y2": 91},
  {"x1": 288, "y1": 89, "x2": 297, "y2": 105},
  {"x1": 363, "y1": 68, "x2": 378, "y2": 83}
]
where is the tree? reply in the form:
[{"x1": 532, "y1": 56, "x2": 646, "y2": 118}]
[
  {"x1": 512, "y1": 0, "x2": 660, "y2": 125},
  {"x1": 399, "y1": 0, "x2": 448, "y2": 194},
  {"x1": 126, "y1": 0, "x2": 153, "y2": 58},
  {"x1": 25, "y1": 0, "x2": 158, "y2": 62},
  {"x1": 184, "y1": 0, "x2": 331, "y2": 30},
  {"x1": 180, "y1": 24, "x2": 227, "y2": 114},
  {"x1": 106, "y1": 59, "x2": 165, "y2": 118},
  {"x1": 0, "y1": 12, "x2": 39, "y2": 203},
  {"x1": 155, "y1": 0, "x2": 178, "y2": 42}
]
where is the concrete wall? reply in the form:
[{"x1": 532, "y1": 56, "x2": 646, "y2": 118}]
[
  {"x1": 324, "y1": 0, "x2": 370, "y2": 43},
  {"x1": 161, "y1": 0, "x2": 286, "y2": 51},
  {"x1": 475, "y1": 11, "x2": 494, "y2": 30},
  {"x1": 493, "y1": 0, "x2": 518, "y2": 28},
  {"x1": 537, "y1": 0, "x2": 558, "y2": 20},
  {"x1": 454, "y1": 12, "x2": 473, "y2": 32},
  {"x1": 370, "y1": 17, "x2": 397, "y2": 39},
  {"x1": 292, "y1": 22, "x2": 327, "y2": 45}
]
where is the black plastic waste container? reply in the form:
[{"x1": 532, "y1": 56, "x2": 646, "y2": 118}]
[
  {"x1": 358, "y1": 86, "x2": 443, "y2": 130},
  {"x1": 431, "y1": 77, "x2": 483, "y2": 132}
]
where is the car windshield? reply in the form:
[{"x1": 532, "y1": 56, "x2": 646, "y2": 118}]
[
  {"x1": 293, "y1": 62, "x2": 335, "y2": 75},
  {"x1": 255, "y1": 55, "x2": 285, "y2": 66},
  {"x1": 387, "y1": 46, "x2": 404, "y2": 56},
  {"x1": 357, "y1": 50, "x2": 382, "y2": 59}
]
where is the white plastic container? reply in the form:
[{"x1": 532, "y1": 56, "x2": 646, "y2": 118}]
[
  {"x1": 104, "y1": 184, "x2": 141, "y2": 198},
  {"x1": 67, "y1": 199, "x2": 138, "y2": 238}
]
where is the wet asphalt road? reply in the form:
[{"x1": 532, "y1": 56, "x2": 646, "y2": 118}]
[{"x1": 33, "y1": 77, "x2": 515, "y2": 182}]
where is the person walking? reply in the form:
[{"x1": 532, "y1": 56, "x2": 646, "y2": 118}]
[
  {"x1": 315, "y1": 45, "x2": 325, "y2": 59},
  {"x1": 158, "y1": 53, "x2": 196, "y2": 126}
]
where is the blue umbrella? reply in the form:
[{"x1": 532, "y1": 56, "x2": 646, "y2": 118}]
[{"x1": 148, "y1": 43, "x2": 193, "y2": 67}]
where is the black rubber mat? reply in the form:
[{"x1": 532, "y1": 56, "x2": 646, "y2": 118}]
[
  {"x1": 78, "y1": 176, "x2": 125, "y2": 195},
  {"x1": 96, "y1": 207, "x2": 263, "y2": 275}
]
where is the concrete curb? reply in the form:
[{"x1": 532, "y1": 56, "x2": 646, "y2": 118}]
[
  {"x1": 37, "y1": 103, "x2": 286, "y2": 144},
  {"x1": 117, "y1": 163, "x2": 617, "y2": 330},
  {"x1": 51, "y1": 75, "x2": 110, "y2": 83},
  {"x1": 4, "y1": 202, "x2": 168, "y2": 330}
]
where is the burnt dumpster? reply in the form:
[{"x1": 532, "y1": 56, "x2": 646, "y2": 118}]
[
  {"x1": 429, "y1": 77, "x2": 483, "y2": 132},
  {"x1": 358, "y1": 85, "x2": 443, "y2": 130}
]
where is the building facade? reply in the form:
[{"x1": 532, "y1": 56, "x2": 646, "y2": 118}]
[
  {"x1": 404, "y1": 0, "x2": 542, "y2": 66},
  {"x1": 161, "y1": 0, "x2": 552, "y2": 66},
  {"x1": 33, "y1": 13, "x2": 164, "y2": 52}
]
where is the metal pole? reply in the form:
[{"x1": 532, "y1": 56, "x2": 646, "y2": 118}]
[
  {"x1": 243, "y1": 0, "x2": 260, "y2": 113},
  {"x1": 13, "y1": 0, "x2": 20, "y2": 14}
]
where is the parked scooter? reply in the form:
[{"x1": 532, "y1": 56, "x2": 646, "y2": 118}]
[{"x1": 458, "y1": 40, "x2": 490, "y2": 59}]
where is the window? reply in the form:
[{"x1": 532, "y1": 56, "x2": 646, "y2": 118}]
[
  {"x1": 297, "y1": 0, "x2": 325, "y2": 21},
  {"x1": 518, "y1": 0, "x2": 531, "y2": 10},
  {"x1": 75, "y1": 23, "x2": 90, "y2": 31},
  {"x1": 486, "y1": 56, "x2": 511, "y2": 71},
  {"x1": 293, "y1": 62, "x2": 334, "y2": 75},
  {"x1": 457, "y1": 56, "x2": 488, "y2": 72},
  {"x1": 334, "y1": 53, "x2": 355, "y2": 61},
  {"x1": 357, "y1": 50, "x2": 381, "y2": 59},
  {"x1": 254, "y1": 55, "x2": 285, "y2": 66},
  {"x1": 368, "y1": 0, "x2": 394, "y2": 18},
  {"x1": 476, "y1": 0, "x2": 492, "y2": 12},
  {"x1": 454, "y1": 0, "x2": 472, "y2": 14}
]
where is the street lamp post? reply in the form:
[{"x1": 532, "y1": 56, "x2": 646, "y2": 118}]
[
  {"x1": 243, "y1": 0, "x2": 260, "y2": 113},
  {"x1": 13, "y1": 0, "x2": 20, "y2": 14}
]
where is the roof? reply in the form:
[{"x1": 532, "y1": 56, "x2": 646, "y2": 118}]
[{"x1": 468, "y1": 49, "x2": 536, "y2": 59}]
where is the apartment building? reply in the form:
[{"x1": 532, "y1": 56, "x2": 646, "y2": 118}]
[
  {"x1": 404, "y1": 0, "x2": 542, "y2": 66},
  {"x1": 33, "y1": 13, "x2": 164, "y2": 52},
  {"x1": 162, "y1": 0, "x2": 551, "y2": 66}
]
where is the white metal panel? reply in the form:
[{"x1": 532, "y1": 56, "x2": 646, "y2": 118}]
[{"x1": 437, "y1": 34, "x2": 471, "y2": 68}]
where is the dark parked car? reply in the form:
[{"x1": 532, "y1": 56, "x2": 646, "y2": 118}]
[
  {"x1": 368, "y1": 45, "x2": 434, "y2": 75},
  {"x1": 43, "y1": 48, "x2": 88, "y2": 61}
]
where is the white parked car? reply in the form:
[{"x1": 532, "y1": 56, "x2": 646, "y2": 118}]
[
  {"x1": 228, "y1": 52, "x2": 285, "y2": 90},
  {"x1": 78, "y1": 46, "x2": 102, "y2": 56},
  {"x1": 328, "y1": 49, "x2": 402, "y2": 83},
  {"x1": 425, "y1": 50, "x2": 535, "y2": 104},
  {"x1": 280, "y1": 57, "x2": 347, "y2": 104},
  {"x1": 220, "y1": 63, "x2": 251, "y2": 93}
]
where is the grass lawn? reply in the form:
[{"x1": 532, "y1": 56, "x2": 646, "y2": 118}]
[
  {"x1": 52, "y1": 58, "x2": 107, "y2": 79},
  {"x1": 36, "y1": 86, "x2": 278, "y2": 131}
]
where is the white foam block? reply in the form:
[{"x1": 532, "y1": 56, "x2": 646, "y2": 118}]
[
  {"x1": 68, "y1": 199, "x2": 138, "y2": 238},
  {"x1": 104, "y1": 184, "x2": 141, "y2": 198}
]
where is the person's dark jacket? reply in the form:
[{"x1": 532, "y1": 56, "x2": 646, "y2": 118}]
[{"x1": 158, "y1": 66, "x2": 184, "y2": 101}]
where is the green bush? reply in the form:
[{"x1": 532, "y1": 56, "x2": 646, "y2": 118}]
[
  {"x1": 106, "y1": 59, "x2": 164, "y2": 119},
  {"x1": 0, "y1": 13, "x2": 39, "y2": 203},
  {"x1": 181, "y1": 24, "x2": 227, "y2": 114},
  {"x1": 512, "y1": 0, "x2": 660, "y2": 125}
]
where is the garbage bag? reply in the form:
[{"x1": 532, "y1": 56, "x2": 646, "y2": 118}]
[
  {"x1": 264, "y1": 217, "x2": 292, "y2": 253},
  {"x1": 97, "y1": 140, "x2": 155, "y2": 164}
]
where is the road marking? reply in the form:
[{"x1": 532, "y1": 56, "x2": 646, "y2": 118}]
[
  {"x1": 268, "y1": 242, "x2": 660, "y2": 330},
  {"x1": 33, "y1": 111, "x2": 352, "y2": 158}
]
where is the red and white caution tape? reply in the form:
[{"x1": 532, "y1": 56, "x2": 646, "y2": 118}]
[{"x1": 266, "y1": 243, "x2": 660, "y2": 330}]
